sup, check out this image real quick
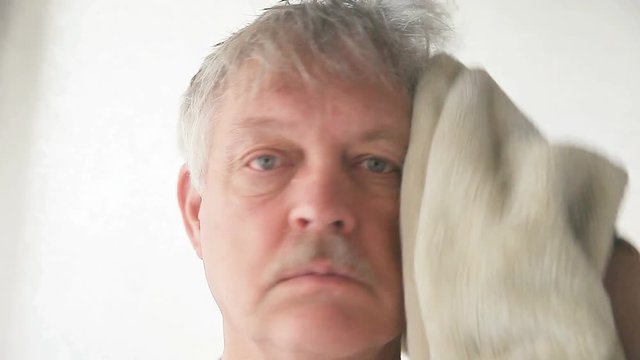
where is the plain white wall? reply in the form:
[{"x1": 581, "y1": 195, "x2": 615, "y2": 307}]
[{"x1": 0, "y1": 1, "x2": 638, "y2": 359}]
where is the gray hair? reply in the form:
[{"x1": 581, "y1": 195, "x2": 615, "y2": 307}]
[{"x1": 179, "y1": 0, "x2": 450, "y2": 193}]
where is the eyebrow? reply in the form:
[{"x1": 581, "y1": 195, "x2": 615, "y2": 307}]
[
  {"x1": 226, "y1": 116, "x2": 406, "y2": 153},
  {"x1": 359, "y1": 128, "x2": 405, "y2": 144},
  {"x1": 229, "y1": 117, "x2": 293, "y2": 133},
  {"x1": 224, "y1": 118, "x2": 291, "y2": 159}
]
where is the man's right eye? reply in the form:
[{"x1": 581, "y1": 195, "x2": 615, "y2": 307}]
[{"x1": 248, "y1": 154, "x2": 281, "y2": 171}]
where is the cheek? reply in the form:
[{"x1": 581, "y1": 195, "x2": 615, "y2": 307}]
[
  {"x1": 357, "y1": 194, "x2": 403, "y2": 291},
  {"x1": 198, "y1": 188, "x2": 288, "y2": 310},
  {"x1": 354, "y1": 201, "x2": 404, "y2": 332},
  {"x1": 230, "y1": 171, "x2": 292, "y2": 198},
  {"x1": 368, "y1": 223, "x2": 402, "y2": 292}
]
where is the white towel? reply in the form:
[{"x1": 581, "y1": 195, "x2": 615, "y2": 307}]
[{"x1": 401, "y1": 54, "x2": 627, "y2": 359}]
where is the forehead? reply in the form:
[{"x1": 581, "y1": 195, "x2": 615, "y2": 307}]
[{"x1": 215, "y1": 61, "x2": 411, "y2": 135}]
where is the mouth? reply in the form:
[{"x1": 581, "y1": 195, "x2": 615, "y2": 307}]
[{"x1": 276, "y1": 260, "x2": 361, "y2": 286}]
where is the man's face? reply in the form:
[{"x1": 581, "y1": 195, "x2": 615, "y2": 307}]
[{"x1": 188, "y1": 67, "x2": 411, "y2": 356}]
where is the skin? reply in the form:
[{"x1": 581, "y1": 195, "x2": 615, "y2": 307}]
[
  {"x1": 605, "y1": 239, "x2": 640, "y2": 359},
  {"x1": 178, "y1": 64, "x2": 639, "y2": 360},
  {"x1": 178, "y1": 67, "x2": 410, "y2": 360}
]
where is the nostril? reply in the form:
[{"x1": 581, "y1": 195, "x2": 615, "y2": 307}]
[
  {"x1": 297, "y1": 218, "x2": 311, "y2": 228},
  {"x1": 332, "y1": 220, "x2": 344, "y2": 229}
]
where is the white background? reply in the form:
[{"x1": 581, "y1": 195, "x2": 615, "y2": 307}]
[{"x1": 1, "y1": 1, "x2": 638, "y2": 359}]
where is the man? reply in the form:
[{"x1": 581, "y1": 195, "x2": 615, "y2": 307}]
[{"x1": 176, "y1": 1, "x2": 638, "y2": 359}]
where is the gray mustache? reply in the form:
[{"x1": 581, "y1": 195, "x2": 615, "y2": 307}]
[{"x1": 268, "y1": 232, "x2": 376, "y2": 286}]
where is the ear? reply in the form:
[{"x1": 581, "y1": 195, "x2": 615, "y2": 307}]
[{"x1": 177, "y1": 164, "x2": 203, "y2": 259}]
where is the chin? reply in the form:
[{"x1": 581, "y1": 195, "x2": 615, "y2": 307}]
[{"x1": 265, "y1": 300, "x2": 397, "y2": 357}]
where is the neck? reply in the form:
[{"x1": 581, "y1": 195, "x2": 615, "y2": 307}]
[{"x1": 221, "y1": 322, "x2": 402, "y2": 360}]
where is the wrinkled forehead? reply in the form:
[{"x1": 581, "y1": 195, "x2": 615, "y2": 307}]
[
  {"x1": 211, "y1": 59, "x2": 412, "y2": 151},
  {"x1": 222, "y1": 55, "x2": 409, "y2": 106}
]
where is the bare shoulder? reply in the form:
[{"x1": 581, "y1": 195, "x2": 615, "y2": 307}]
[{"x1": 605, "y1": 237, "x2": 640, "y2": 359}]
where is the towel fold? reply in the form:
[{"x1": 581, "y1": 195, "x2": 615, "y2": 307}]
[{"x1": 401, "y1": 54, "x2": 627, "y2": 359}]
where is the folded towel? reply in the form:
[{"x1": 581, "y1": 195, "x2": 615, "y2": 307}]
[{"x1": 401, "y1": 54, "x2": 627, "y2": 359}]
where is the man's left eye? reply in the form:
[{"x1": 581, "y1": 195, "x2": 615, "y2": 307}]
[{"x1": 362, "y1": 157, "x2": 394, "y2": 173}]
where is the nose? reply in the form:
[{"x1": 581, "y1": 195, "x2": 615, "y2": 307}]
[{"x1": 288, "y1": 166, "x2": 356, "y2": 235}]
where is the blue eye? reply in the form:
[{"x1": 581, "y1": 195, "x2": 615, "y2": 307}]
[
  {"x1": 249, "y1": 155, "x2": 280, "y2": 171},
  {"x1": 363, "y1": 157, "x2": 393, "y2": 173}
]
